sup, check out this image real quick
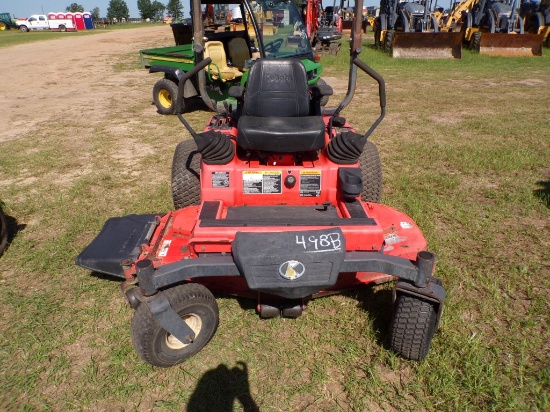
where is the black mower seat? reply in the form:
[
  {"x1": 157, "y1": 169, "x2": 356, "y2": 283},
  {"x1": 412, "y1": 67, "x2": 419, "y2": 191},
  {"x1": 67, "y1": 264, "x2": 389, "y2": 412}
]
[{"x1": 237, "y1": 60, "x2": 326, "y2": 153}]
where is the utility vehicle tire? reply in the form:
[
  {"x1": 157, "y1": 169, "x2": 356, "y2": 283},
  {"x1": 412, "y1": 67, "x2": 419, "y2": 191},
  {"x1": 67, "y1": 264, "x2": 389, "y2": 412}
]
[
  {"x1": 0, "y1": 22, "x2": 7, "y2": 31},
  {"x1": 59, "y1": 25, "x2": 66, "y2": 32},
  {"x1": 153, "y1": 78, "x2": 181, "y2": 115},
  {"x1": 131, "y1": 283, "x2": 219, "y2": 367},
  {"x1": 317, "y1": 77, "x2": 330, "y2": 107},
  {"x1": 359, "y1": 141, "x2": 382, "y2": 203},
  {"x1": 389, "y1": 294, "x2": 437, "y2": 361},
  {"x1": 470, "y1": 31, "x2": 482, "y2": 52},
  {"x1": 171, "y1": 140, "x2": 201, "y2": 209},
  {"x1": 20, "y1": 26, "x2": 28, "y2": 32},
  {"x1": 0, "y1": 207, "x2": 7, "y2": 257}
]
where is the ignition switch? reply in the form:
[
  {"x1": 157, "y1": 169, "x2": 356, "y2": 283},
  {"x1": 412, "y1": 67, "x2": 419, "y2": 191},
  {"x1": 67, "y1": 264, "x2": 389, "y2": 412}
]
[{"x1": 284, "y1": 174, "x2": 297, "y2": 188}]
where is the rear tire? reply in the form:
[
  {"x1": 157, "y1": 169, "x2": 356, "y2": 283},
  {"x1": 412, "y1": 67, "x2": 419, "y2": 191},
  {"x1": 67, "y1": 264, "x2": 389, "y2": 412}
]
[
  {"x1": 385, "y1": 29, "x2": 394, "y2": 53},
  {"x1": 171, "y1": 140, "x2": 201, "y2": 210},
  {"x1": 389, "y1": 294, "x2": 437, "y2": 361},
  {"x1": 470, "y1": 31, "x2": 482, "y2": 51},
  {"x1": 152, "y1": 78, "x2": 181, "y2": 115},
  {"x1": 359, "y1": 141, "x2": 382, "y2": 203},
  {"x1": 0, "y1": 22, "x2": 7, "y2": 31},
  {"x1": 131, "y1": 283, "x2": 219, "y2": 367},
  {"x1": 317, "y1": 77, "x2": 330, "y2": 107}
]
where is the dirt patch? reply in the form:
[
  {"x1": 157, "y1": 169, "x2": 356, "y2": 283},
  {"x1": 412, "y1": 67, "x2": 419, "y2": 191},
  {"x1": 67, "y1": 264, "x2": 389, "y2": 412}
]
[
  {"x1": 0, "y1": 26, "x2": 171, "y2": 144},
  {"x1": 321, "y1": 76, "x2": 348, "y2": 94}
]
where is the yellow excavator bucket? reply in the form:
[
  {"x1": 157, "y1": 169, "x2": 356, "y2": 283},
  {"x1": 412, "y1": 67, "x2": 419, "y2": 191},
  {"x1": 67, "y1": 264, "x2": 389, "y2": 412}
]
[
  {"x1": 392, "y1": 32, "x2": 463, "y2": 58},
  {"x1": 478, "y1": 33, "x2": 544, "y2": 57}
]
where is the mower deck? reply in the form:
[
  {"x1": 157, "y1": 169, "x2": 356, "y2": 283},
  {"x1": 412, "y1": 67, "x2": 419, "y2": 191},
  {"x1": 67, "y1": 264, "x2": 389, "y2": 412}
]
[{"x1": 78, "y1": 199, "x2": 430, "y2": 294}]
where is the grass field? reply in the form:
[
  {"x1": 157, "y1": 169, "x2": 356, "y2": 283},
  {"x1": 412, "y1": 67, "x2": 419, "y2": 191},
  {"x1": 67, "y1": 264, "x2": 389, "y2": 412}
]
[{"x1": 0, "y1": 28, "x2": 549, "y2": 411}]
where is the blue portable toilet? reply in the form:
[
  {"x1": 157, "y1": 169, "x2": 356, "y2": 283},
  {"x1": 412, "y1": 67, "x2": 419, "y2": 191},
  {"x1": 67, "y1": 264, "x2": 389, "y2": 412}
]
[{"x1": 83, "y1": 12, "x2": 94, "y2": 29}]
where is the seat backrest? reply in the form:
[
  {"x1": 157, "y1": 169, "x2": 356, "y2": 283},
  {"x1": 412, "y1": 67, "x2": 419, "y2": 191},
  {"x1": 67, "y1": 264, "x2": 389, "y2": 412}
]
[
  {"x1": 227, "y1": 38, "x2": 250, "y2": 69},
  {"x1": 204, "y1": 41, "x2": 228, "y2": 69},
  {"x1": 243, "y1": 59, "x2": 310, "y2": 118}
]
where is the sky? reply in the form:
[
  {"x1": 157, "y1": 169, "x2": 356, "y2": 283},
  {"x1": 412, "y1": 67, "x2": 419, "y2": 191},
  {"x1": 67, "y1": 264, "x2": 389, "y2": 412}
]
[{"x1": 3, "y1": 0, "x2": 380, "y2": 19}]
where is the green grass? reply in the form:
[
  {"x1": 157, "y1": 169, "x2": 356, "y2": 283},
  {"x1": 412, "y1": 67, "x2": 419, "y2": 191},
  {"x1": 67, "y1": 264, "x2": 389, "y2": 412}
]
[{"x1": 0, "y1": 29, "x2": 549, "y2": 411}]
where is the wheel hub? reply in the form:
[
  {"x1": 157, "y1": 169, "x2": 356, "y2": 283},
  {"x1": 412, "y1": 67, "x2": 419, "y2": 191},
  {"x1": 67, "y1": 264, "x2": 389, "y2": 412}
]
[
  {"x1": 158, "y1": 90, "x2": 172, "y2": 108},
  {"x1": 165, "y1": 313, "x2": 202, "y2": 350}
]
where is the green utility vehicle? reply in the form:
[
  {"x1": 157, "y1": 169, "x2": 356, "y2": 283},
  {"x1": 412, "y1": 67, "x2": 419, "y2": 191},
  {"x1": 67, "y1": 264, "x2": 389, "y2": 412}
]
[{"x1": 140, "y1": 0, "x2": 327, "y2": 114}]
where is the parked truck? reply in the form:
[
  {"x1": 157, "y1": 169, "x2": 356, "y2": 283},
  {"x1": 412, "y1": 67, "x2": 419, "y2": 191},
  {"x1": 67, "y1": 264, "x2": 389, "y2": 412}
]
[{"x1": 15, "y1": 14, "x2": 76, "y2": 32}]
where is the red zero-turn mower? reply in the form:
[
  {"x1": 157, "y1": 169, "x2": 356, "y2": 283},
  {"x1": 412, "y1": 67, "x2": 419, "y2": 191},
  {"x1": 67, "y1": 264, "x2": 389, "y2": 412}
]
[{"x1": 76, "y1": 0, "x2": 445, "y2": 367}]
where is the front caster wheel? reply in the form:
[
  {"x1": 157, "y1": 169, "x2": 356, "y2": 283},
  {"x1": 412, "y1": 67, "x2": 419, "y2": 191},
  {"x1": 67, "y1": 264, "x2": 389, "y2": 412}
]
[
  {"x1": 131, "y1": 283, "x2": 219, "y2": 367},
  {"x1": 389, "y1": 294, "x2": 437, "y2": 361},
  {"x1": 316, "y1": 77, "x2": 330, "y2": 107}
]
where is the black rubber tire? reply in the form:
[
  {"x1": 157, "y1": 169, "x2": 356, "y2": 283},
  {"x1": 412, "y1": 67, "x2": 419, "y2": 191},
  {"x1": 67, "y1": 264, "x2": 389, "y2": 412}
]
[
  {"x1": 20, "y1": 26, "x2": 28, "y2": 32},
  {"x1": 359, "y1": 141, "x2": 383, "y2": 203},
  {"x1": 470, "y1": 31, "x2": 482, "y2": 52},
  {"x1": 389, "y1": 294, "x2": 437, "y2": 361},
  {"x1": 131, "y1": 283, "x2": 219, "y2": 367},
  {"x1": 526, "y1": 12, "x2": 543, "y2": 35},
  {"x1": 59, "y1": 25, "x2": 66, "y2": 32},
  {"x1": 488, "y1": 12, "x2": 496, "y2": 33},
  {"x1": 152, "y1": 78, "x2": 181, "y2": 115},
  {"x1": 317, "y1": 77, "x2": 330, "y2": 107},
  {"x1": 385, "y1": 29, "x2": 394, "y2": 53},
  {"x1": 171, "y1": 140, "x2": 201, "y2": 210},
  {"x1": 0, "y1": 207, "x2": 7, "y2": 257}
]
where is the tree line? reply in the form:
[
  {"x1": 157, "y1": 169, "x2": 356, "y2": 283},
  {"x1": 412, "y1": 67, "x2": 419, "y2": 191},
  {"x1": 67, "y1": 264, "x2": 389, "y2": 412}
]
[{"x1": 65, "y1": 0, "x2": 184, "y2": 21}]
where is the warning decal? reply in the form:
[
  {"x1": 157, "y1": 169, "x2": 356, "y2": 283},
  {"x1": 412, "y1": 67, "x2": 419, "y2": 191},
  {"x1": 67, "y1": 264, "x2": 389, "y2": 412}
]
[
  {"x1": 300, "y1": 170, "x2": 321, "y2": 197},
  {"x1": 212, "y1": 172, "x2": 230, "y2": 188},
  {"x1": 158, "y1": 240, "x2": 172, "y2": 257},
  {"x1": 243, "y1": 171, "x2": 282, "y2": 194}
]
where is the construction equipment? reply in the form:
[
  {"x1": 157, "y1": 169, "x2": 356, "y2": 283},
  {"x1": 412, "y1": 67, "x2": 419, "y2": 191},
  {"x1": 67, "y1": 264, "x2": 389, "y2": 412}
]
[
  {"x1": 0, "y1": 12, "x2": 16, "y2": 30},
  {"x1": 140, "y1": 0, "x2": 327, "y2": 115},
  {"x1": 460, "y1": 0, "x2": 544, "y2": 55},
  {"x1": 302, "y1": 0, "x2": 343, "y2": 54},
  {"x1": 374, "y1": 0, "x2": 463, "y2": 58},
  {"x1": 521, "y1": 0, "x2": 550, "y2": 46},
  {"x1": 77, "y1": 0, "x2": 446, "y2": 368}
]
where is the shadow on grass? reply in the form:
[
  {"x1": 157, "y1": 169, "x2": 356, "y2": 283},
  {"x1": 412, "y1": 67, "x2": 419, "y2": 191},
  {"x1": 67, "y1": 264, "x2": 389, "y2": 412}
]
[
  {"x1": 534, "y1": 180, "x2": 550, "y2": 208},
  {"x1": 187, "y1": 361, "x2": 260, "y2": 412},
  {"x1": 90, "y1": 271, "x2": 126, "y2": 282},
  {"x1": 0, "y1": 208, "x2": 26, "y2": 257},
  {"x1": 354, "y1": 286, "x2": 394, "y2": 350}
]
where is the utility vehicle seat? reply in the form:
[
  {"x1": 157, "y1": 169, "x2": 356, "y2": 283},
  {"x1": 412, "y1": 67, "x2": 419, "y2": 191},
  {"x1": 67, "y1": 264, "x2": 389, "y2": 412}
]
[
  {"x1": 228, "y1": 38, "x2": 251, "y2": 70},
  {"x1": 204, "y1": 41, "x2": 243, "y2": 81},
  {"x1": 236, "y1": 60, "x2": 326, "y2": 153}
]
